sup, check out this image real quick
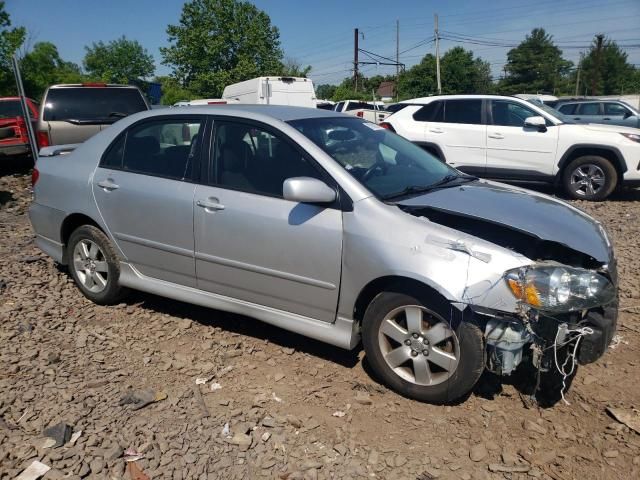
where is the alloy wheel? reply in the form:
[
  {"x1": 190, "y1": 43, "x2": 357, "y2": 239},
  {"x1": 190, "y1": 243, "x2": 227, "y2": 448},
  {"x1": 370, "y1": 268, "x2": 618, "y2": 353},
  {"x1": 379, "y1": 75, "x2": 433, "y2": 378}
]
[
  {"x1": 569, "y1": 163, "x2": 606, "y2": 198},
  {"x1": 72, "y1": 239, "x2": 109, "y2": 293},
  {"x1": 377, "y1": 305, "x2": 459, "y2": 386}
]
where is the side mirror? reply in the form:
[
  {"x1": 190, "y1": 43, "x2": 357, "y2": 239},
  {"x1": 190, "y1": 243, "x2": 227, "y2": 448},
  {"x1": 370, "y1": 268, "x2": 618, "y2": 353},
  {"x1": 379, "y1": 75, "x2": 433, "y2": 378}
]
[
  {"x1": 283, "y1": 177, "x2": 336, "y2": 204},
  {"x1": 623, "y1": 111, "x2": 633, "y2": 119},
  {"x1": 524, "y1": 116, "x2": 547, "y2": 131}
]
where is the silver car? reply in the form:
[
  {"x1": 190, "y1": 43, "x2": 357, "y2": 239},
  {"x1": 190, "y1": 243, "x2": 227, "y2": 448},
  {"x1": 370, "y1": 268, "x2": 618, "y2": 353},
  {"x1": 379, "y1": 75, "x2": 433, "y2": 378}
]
[{"x1": 30, "y1": 106, "x2": 618, "y2": 404}]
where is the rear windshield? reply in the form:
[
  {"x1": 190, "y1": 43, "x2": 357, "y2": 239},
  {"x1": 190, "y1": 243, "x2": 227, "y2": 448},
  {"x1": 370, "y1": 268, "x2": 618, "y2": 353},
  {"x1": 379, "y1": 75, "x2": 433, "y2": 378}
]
[
  {"x1": 0, "y1": 100, "x2": 23, "y2": 119},
  {"x1": 43, "y1": 88, "x2": 148, "y2": 122}
]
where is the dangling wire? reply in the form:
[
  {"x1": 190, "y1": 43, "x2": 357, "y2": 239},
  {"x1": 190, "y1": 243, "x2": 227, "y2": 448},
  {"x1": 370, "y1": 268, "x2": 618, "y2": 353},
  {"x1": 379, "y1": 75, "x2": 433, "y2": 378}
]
[{"x1": 553, "y1": 325, "x2": 594, "y2": 405}]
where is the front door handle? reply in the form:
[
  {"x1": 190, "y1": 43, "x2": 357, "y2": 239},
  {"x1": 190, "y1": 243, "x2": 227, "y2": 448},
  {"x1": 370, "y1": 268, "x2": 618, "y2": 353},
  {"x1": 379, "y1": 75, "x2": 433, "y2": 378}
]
[
  {"x1": 196, "y1": 198, "x2": 225, "y2": 211},
  {"x1": 97, "y1": 179, "x2": 119, "y2": 191},
  {"x1": 429, "y1": 128, "x2": 445, "y2": 134},
  {"x1": 488, "y1": 133, "x2": 504, "y2": 139},
  {"x1": 603, "y1": 117, "x2": 611, "y2": 120}
]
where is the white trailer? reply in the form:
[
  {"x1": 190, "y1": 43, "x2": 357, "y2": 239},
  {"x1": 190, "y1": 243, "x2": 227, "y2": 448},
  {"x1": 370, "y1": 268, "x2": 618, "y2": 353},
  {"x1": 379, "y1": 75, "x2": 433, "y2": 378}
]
[{"x1": 222, "y1": 77, "x2": 317, "y2": 108}]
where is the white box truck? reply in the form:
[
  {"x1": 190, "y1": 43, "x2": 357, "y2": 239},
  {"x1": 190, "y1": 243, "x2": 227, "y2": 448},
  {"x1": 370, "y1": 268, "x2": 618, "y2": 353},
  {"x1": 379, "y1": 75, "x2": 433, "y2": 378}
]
[{"x1": 222, "y1": 77, "x2": 317, "y2": 108}]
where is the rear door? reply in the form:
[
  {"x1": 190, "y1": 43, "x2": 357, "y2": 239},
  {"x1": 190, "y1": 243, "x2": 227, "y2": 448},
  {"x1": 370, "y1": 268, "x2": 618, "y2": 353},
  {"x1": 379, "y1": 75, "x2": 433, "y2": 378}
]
[
  {"x1": 42, "y1": 87, "x2": 149, "y2": 145},
  {"x1": 572, "y1": 102, "x2": 602, "y2": 124},
  {"x1": 426, "y1": 99, "x2": 486, "y2": 174},
  {"x1": 92, "y1": 115, "x2": 205, "y2": 286},
  {"x1": 486, "y1": 99, "x2": 558, "y2": 178},
  {"x1": 193, "y1": 118, "x2": 343, "y2": 322}
]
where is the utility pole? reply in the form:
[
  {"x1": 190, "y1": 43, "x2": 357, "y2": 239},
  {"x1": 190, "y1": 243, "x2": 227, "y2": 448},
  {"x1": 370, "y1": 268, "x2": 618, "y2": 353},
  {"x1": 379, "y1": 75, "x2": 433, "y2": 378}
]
[
  {"x1": 575, "y1": 65, "x2": 581, "y2": 97},
  {"x1": 434, "y1": 14, "x2": 441, "y2": 94},
  {"x1": 11, "y1": 55, "x2": 38, "y2": 157},
  {"x1": 354, "y1": 28, "x2": 359, "y2": 91},
  {"x1": 591, "y1": 34, "x2": 604, "y2": 96},
  {"x1": 396, "y1": 20, "x2": 400, "y2": 77}
]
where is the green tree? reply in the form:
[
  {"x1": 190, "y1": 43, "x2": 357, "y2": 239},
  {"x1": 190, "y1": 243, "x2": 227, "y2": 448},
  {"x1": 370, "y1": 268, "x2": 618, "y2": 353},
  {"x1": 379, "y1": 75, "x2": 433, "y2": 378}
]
[
  {"x1": 20, "y1": 42, "x2": 84, "y2": 100},
  {"x1": 155, "y1": 75, "x2": 194, "y2": 105},
  {"x1": 580, "y1": 35, "x2": 639, "y2": 95},
  {"x1": 161, "y1": 0, "x2": 284, "y2": 97},
  {"x1": 315, "y1": 84, "x2": 336, "y2": 100},
  {"x1": 397, "y1": 54, "x2": 438, "y2": 99},
  {"x1": 440, "y1": 47, "x2": 493, "y2": 94},
  {"x1": 0, "y1": 1, "x2": 26, "y2": 95},
  {"x1": 280, "y1": 56, "x2": 311, "y2": 77},
  {"x1": 500, "y1": 28, "x2": 572, "y2": 94},
  {"x1": 84, "y1": 36, "x2": 155, "y2": 83}
]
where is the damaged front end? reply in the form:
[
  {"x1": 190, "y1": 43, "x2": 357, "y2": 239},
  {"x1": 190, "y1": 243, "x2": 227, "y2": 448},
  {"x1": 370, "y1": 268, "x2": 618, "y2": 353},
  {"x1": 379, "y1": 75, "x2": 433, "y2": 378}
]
[{"x1": 396, "y1": 182, "x2": 618, "y2": 400}]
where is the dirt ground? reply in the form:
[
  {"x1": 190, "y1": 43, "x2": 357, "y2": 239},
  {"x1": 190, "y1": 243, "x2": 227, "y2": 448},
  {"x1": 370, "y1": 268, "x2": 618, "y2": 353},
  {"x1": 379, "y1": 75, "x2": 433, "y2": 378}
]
[{"x1": 1, "y1": 163, "x2": 639, "y2": 480}]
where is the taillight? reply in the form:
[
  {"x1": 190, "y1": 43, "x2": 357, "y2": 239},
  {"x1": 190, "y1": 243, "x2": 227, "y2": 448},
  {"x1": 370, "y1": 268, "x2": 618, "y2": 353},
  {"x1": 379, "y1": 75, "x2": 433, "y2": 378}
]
[
  {"x1": 31, "y1": 167, "x2": 39, "y2": 186},
  {"x1": 37, "y1": 130, "x2": 50, "y2": 148},
  {"x1": 379, "y1": 122, "x2": 396, "y2": 132},
  {"x1": 356, "y1": 111, "x2": 364, "y2": 118}
]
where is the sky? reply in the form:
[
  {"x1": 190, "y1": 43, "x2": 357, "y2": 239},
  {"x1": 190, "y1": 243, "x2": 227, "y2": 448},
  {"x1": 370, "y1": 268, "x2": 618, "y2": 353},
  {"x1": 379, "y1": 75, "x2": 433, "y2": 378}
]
[{"x1": 6, "y1": 0, "x2": 640, "y2": 87}]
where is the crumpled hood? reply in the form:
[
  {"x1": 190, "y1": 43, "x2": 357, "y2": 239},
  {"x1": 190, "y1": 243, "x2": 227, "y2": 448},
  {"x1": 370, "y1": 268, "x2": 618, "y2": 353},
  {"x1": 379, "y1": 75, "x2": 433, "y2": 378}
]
[{"x1": 397, "y1": 181, "x2": 612, "y2": 263}]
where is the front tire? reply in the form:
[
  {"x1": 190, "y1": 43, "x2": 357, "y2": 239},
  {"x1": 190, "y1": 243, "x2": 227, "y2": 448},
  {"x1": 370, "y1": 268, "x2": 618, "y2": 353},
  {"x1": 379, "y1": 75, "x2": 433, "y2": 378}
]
[
  {"x1": 67, "y1": 225, "x2": 127, "y2": 305},
  {"x1": 362, "y1": 292, "x2": 485, "y2": 404},
  {"x1": 562, "y1": 155, "x2": 617, "y2": 201}
]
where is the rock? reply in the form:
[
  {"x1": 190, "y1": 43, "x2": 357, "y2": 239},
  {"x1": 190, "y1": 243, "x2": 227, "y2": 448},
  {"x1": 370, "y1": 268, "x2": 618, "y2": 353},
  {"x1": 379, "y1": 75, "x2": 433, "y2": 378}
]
[
  {"x1": 274, "y1": 372, "x2": 285, "y2": 382},
  {"x1": 334, "y1": 444, "x2": 347, "y2": 456},
  {"x1": 179, "y1": 319, "x2": 191, "y2": 329},
  {"x1": 89, "y1": 459, "x2": 103, "y2": 475},
  {"x1": 524, "y1": 420, "x2": 547, "y2": 435},
  {"x1": 261, "y1": 432, "x2": 271, "y2": 442},
  {"x1": 228, "y1": 432, "x2": 252, "y2": 448},
  {"x1": 469, "y1": 443, "x2": 488, "y2": 462},
  {"x1": 603, "y1": 450, "x2": 619, "y2": 458},
  {"x1": 368, "y1": 449, "x2": 379, "y2": 465},
  {"x1": 42, "y1": 422, "x2": 73, "y2": 448},
  {"x1": 287, "y1": 415, "x2": 303, "y2": 429},
  {"x1": 488, "y1": 464, "x2": 530, "y2": 473},
  {"x1": 354, "y1": 392, "x2": 372, "y2": 405}
]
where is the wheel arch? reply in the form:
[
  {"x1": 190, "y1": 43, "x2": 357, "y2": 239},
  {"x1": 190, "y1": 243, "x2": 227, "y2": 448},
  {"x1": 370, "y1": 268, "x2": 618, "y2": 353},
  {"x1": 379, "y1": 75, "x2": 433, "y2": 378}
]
[
  {"x1": 556, "y1": 145, "x2": 627, "y2": 185},
  {"x1": 352, "y1": 275, "x2": 463, "y2": 327},
  {"x1": 60, "y1": 213, "x2": 104, "y2": 264},
  {"x1": 414, "y1": 141, "x2": 446, "y2": 161}
]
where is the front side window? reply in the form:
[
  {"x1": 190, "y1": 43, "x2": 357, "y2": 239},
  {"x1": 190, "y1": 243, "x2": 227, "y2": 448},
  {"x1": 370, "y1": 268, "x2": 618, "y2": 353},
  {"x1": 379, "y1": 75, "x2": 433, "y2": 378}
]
[
  {"x1": 604, "y1": 103, "x2": 630, "y2": 116},
  {"x1": 289, "y1": 117, "x2": 460, "y2": 200},
  {"x1": 116, "y1": 118, "x2": 202, "y2": 180},
  {"x1": 443, "y1": 100, "x2": 482, "y2": 124},
  {"x1": 577, "y1": 103, "x2": 601, "y2": 115},
  {"x1": 213, "y1": 121, "x2": 322, "y2": 197},
  {"x1": 491, "y1": 100, "x2": 538, "y2": 127}
]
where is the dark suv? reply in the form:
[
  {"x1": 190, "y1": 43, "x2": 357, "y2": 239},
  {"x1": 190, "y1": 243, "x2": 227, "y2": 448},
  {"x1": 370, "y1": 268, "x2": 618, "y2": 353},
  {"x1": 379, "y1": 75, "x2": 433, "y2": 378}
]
[
  {"x1": 555, "y1": 99, "x2": 640, "y2": 129},
  {"x1": 36, "y1": 84, "x2": 149, "y2": 147}
]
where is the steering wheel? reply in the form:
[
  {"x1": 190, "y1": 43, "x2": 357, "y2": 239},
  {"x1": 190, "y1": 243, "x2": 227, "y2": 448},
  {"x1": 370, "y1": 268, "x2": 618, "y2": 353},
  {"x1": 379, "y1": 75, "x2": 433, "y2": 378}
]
[{"x1": 361, "y1": 161, "x2": 389, "y2": 181}]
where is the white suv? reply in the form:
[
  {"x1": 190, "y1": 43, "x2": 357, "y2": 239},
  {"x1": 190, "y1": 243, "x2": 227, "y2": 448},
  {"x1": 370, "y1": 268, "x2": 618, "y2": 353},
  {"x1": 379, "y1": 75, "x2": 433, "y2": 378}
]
[{"x1": 383, "y1": 94, "x2": 640, "y2": 200}]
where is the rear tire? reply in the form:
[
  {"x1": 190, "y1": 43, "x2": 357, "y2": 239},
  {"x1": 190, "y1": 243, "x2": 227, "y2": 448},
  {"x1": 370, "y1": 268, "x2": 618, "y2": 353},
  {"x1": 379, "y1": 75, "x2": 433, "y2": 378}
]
[
  {"x1": 67, "y1": 225, "x2": 128, "y2": 305},
  {"x1": 362, "y1": 292, "x2": 485, "y2": 404},
  {"x1": 562, "y1": 155, "x2": 617, "y2": 201}
]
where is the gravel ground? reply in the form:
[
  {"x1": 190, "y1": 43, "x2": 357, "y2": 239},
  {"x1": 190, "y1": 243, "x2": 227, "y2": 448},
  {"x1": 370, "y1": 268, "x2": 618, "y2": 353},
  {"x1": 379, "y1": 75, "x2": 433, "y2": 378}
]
[{"x1": 1, "y1": 165, "x2": 639, "y2": 480}]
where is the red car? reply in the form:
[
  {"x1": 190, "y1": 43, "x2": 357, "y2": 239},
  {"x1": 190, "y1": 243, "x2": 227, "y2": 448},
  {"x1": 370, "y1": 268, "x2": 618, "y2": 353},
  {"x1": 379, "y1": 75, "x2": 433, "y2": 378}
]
[{"x1": 0, "y1": 97, "x2": 39, "y2": 159}]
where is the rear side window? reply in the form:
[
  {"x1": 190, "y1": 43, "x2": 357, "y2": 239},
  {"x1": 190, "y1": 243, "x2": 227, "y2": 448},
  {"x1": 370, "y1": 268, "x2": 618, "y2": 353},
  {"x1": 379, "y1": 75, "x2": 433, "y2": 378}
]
[
  {"x1": 413, "y1": 102, "x2": 443, "y2": 122},
  {"x1": 576, "y1": 103, "x2": 600, "y2": 115},
  {"x1": 0, "y1": 100, "x2": 23, "y2": 118},
  {"x1": 443, "y1": 100, "x2": 482, "y2": 124},
  {"x1": 558, "y1": 104, "x2": 576, "y2": 115},
  {"x1": 43, "y1": 88, "x2": 148, "y2": 122},
  {"x1": 106, "y1": 117, "x2": 203, "y2": 181},
  {"x1": 345, "y1": 102, "x2": 371, "y2": 111}
]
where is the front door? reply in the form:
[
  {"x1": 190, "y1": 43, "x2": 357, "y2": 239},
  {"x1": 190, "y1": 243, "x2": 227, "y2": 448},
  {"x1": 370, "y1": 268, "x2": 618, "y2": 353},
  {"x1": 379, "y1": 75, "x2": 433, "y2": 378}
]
[
  {"x1": 486, "y1": 99, "x2": 558, "y2": 178},
  {"x1": 92, "y1": 116, "x2": 204, "y2": 286},
  {"x1": 194, "y1": 120, "x2": 343, "y2": 322}
]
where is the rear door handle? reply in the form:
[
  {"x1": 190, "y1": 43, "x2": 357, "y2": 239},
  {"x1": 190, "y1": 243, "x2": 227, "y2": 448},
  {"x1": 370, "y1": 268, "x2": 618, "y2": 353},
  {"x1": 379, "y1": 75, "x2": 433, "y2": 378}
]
[
  {"x1": 97, "y1": 179, "x2": 119, "y2": 191},
  {"x1": 196, "y1": 198, "x2": 225, "y2": 211},
  {"x1": 603, "y1": 117, "x2": 611, "y2": 120},
  {"x1": 429, "y1": 128, "x2": 444, "y2": 134},
  {"x1": 488, "y1": 133, "x2": 504, "y2": 139}
]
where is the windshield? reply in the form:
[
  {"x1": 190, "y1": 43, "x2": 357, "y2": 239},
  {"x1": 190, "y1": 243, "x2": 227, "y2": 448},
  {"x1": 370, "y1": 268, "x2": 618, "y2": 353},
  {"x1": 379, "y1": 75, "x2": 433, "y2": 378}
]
[
  {"x1": 287, "y1": 117, "x2": 461, "y2": 199},
  {"x1": 527, "y1": 100, "x2": 572, "y2": 124}
]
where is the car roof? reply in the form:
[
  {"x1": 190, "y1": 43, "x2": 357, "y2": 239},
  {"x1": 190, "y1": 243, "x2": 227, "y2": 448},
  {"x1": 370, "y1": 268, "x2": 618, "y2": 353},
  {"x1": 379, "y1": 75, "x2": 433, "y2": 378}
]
[
  {"x1": 399, "y1": 94, "x2": 523, "y2": 104},
  {"x1": 131, "y1": 104, "x2": 344, "y2": 123}
]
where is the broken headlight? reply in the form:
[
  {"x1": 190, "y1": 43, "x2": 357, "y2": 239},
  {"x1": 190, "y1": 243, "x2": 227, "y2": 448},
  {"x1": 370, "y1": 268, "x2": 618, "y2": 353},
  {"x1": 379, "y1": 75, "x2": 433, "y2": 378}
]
[{"x1": 505, "y1": 265, "x2": 615, "y2": 312}]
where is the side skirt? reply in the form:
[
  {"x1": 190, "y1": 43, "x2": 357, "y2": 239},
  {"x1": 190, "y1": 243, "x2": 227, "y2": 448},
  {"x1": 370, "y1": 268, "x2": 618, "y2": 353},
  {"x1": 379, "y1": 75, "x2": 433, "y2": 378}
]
[{"x1": 119, "y1": 262, "x2": 361, "y2": 350}]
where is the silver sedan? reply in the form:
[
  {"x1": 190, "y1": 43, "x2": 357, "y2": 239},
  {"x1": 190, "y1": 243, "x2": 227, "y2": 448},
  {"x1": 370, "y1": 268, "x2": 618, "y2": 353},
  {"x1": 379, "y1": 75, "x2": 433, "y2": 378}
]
[{"x1": 30, "y1": 105, "x2": 617, "y2": 404}]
